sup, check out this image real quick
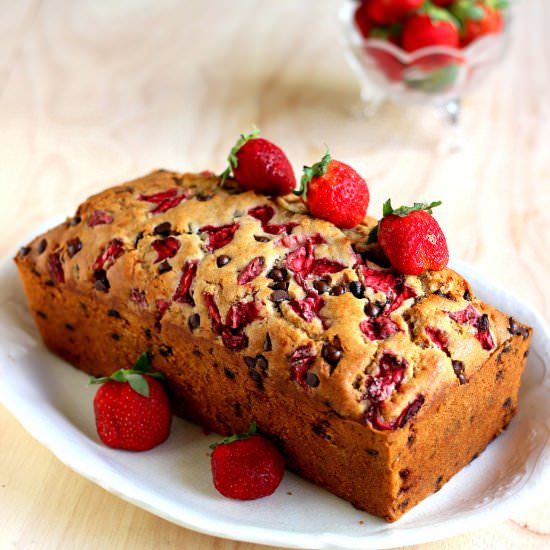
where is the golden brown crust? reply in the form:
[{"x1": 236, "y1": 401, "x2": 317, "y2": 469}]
[{"x1": 14, "y1": 170, "x2": 533, "y2": 520}]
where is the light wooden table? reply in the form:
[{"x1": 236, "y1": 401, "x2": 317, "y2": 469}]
[{"x1": 1, "y1": 1, "x2": 549, "y2": 548}]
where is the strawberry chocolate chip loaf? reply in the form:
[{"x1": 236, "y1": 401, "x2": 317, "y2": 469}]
[{"x1": 15, "y1": 166, "x2": 531, "y2": 521}]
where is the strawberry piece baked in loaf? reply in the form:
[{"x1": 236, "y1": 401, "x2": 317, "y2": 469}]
[{"x1": 14, "y1": 170, "x2": 532, "y2": 521}]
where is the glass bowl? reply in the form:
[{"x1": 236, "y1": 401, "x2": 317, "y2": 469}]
[{"x1": 339, "y1": 0, "x2": 511, "y2": 122}]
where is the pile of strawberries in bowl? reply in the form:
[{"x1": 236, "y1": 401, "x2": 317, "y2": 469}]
[{"x1": 341, "y1": 0, "x2": 510, "y2": 108}]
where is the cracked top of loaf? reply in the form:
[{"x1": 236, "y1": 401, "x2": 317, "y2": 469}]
[{"x1": 17, "y1": 170, "x2": 513, "y2": 430}]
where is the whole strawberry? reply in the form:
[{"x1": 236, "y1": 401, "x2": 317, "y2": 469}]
[
  {"x1": 371, "y1": 200, "x2": 449, "y2": 275},
  {"x1": 401, "y1": 9, "x2": 460, "y2": 51},
  {"x1": 210, "y1": 422, "x2": 285, "y2": 500},
  {"x1": 294, "y1": 149, "x2": 370, "y2": 229},
  {"x1": 90, "y1": 353, "x2": 172, "y2": 451},
  {"x1": 220, "y1": 127, "x2": 296, "y2": 196},
  {"x1": 363, "y1": 0, "x2": 424, "y2": 26},
  {"x1": 454, "y1": 1, "x2": 504, "y2": 47}
]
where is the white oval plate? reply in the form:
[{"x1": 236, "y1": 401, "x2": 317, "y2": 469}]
[{"x1": 1, "y1": 255, "x2": 549, "y2": 550}]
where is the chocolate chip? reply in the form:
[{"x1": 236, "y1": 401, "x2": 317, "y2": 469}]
[
  {"x1": 107, "y1": 309, "x2": 121, "y2": 318},
  {"x1": 314, "y1": 280, "x2": 330, "y2": 294},
  {"x1": 69, "y1": 216, "x2": 81, "y2": 226},
  {"x1": 134, "y1": 231, "x2": 144, "y2": 248},
  {"x1": 65, "y1": 323, "x2": 75, "y2": 331},
  {"x1": 349, "y1": 281, "x2": 365, "y2": 299},
  {"x1": 503, "y1": 344, "x2": 512, "y2": 353},
  {"x1": 224, "y1": 368, "x2": 236, "y2": 380},
  {"x1": 331, "y1": 284, "x2": 346, "y2": 296},
  {"x1": 19, "y1": 246, "x2": 31, "y2": 257},
  {"x1": 159, "y1": 344, "x2": 173, "y2": 357},
  {"x1": 508, "y1": 317, "x2": 519, "y2": 335},
  {"x1": 496, "y1": 369, "x2": 504, "y2": 381},
  {"x1": 67, "y1": 237, "x2": 82, "y2": 258},
  {"x1": 188, "y1": 313, "x2": 200, "y2": 331},
  {"x1": 111, "y1": 333, "x2": 120, "y2": 341},
  {"x1": 243, "y1": 356, "x2": 257, "y2": 369},
  {"x1": 217, "y1": 255, "x2": 231, "y2": 267},
  {"x1": 271, "y1": 289, "x2": 289, "y2": 302},
  {"x1": 94, "y1": 269, "x2": 110, "y2": 292},
  {"x1": 477, "y1": 313, "x2": 489, "y2": 332},
  {"x1": 263, "y1": 332, "x2": 272, "y2": 352},
  {"x1": 36, "y1": 310, "x2": 47, "y2": 319},
  {"x1": 254, "y1": 235, "x2": 270, "y2": 243},
  {"x1": 399, "y1": 469, "x2": 410, "y2": 479},
  {"x1": 271, "y1": 281, "x2": 289, "y2": 291},
  {"x1": 521, "y1": 327, "x2": 530, "y2": 340},
  {"x1": 248, "y1": 368, "x2": 264, "y2": 389},
  {"x1": 312, "y1": 420, "x2": 331, "y2": 439},
  {"x1": 157, "y1": 260, "x2": 172, "y2": 274},
  {"x1": 45, "y1": 280, "x2": 55, "y2": 287},
  {"x1": 322, "y1": 343, "x2": 342, "y2": 367},
  {"x1": 153, "y1": 221, "x2": 172, "y2": 236},
  {"x1": 196, "y1": 193, "x2": 214, "y2": 202},
  {"x1": 366, "y1": 448, "x2": 379, "y2": 456},
  {"x1": 435, "y1": 475, "x2": 443, "y2": 488},
  {"x1": 37, "y1": 239, "x2": 47, "y2": 255},
  {"x1": 503, "y1": 397, "x2": 512, "y2": 408},
  {"x1": 144, "y1": 328, "x2": 152, "y2": 339},
  {"x1": 463, "y1": 289, "x2": 472, "y2": 301},
  {"x1": 364, "y1": 302, "x2": 381, "y2": 318},
  {"x1": 452, "y1": 360, "x2": 466, "y2": 384},
  {"x1": 256, "y1": 355, "x2": 268, "y2": 373},
  {"x1": 268, "y1": 268, "x2": 286, "y2": 282},
  {"x1": 306, "y1": 372, "x2": 320, "y2": 388}
]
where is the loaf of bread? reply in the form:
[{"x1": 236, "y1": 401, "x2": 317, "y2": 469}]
[{"x1": 14, "y1": 170, "x2": 532, "y2": 521}]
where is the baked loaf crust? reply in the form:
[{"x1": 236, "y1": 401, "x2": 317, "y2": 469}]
[{"x1": 15, "y1": 170, "x2": 532, "y2": 520}]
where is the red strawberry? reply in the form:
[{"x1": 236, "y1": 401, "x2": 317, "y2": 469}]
[
  {"x1": 90, "y1": 353, "x2": 172, "y2": 451},
  {"x1": 221, "y1": 127, "x2": 296, "y2": 196},
  {"x1": 294, "y1": 149, "x2": 370, "y2": 229},
  {"x1": 364, "y1": 0, "x2": 424, "y2": 26},
  {"x1": 210, "y1": 423, "x2": 285, "y2": 500},
  {"x1": 401, "y1": 10, "x2": 460, "y2": 51},
  {"x1": 354, "y1": 2, "x2": 373, "y2": 38},
  {"x1": 371, "y1": 200, "x2": 449, "y2": 275},
  {"x1": 455, "y1": 2, "x2": 504, "y2": 47},
  {"x1": 365, "y1": 27, "x2": 405, "y2": 82}
]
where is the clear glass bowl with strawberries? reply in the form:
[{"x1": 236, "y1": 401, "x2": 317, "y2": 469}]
[{"x1": 340, "y1": 0, "x2": 510, "y2": 120}]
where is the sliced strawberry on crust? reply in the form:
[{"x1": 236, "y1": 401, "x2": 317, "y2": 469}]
[
  {"x1": 138, "y1": 188, "x2": 188, "y2": 214},
  {"x1": 201, "y1": 223, "x2": 240, "y2": 251},
  {"x1": 173, "y1": 260, "x2": 199, "y2": 306}
]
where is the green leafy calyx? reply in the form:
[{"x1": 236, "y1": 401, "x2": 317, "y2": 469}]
[
  {"x1": 220, "y1": 126, "x2": 260, "y2": 185},
  {"x1": 209, "y1": 421, "x2": 258, "y2": 450},
  {"x1": 89, "y1": 352, "x2": 164, "y2": 398},
  {"x1": 293, "y1": 148, "x2": 332, "y2": 201},
  {"x1": 419, "y1": 1, "x2": 460, "y2": 27}
]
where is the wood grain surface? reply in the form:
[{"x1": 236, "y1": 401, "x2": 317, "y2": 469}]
[{"x1": 1, "y1": 0, "x2": 549, "y2": 548}]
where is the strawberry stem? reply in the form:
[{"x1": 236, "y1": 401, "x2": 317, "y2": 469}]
[
  {"x1": 89, "y1": 352, "x2": 164, "y2": 398},
  {"x1": 220, "y1": 126, "x2": 260, "y2": 185},
  {"x1": 293, "y1": 148, "x2": 331, "y2": 201},
  {"x1": 209, "y1": 421, "x2": 258, "y2": 449}
]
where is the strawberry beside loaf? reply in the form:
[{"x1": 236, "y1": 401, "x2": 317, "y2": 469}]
[{"x1": 14, "y1": 170, "x2": 532, "y2": 521}]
